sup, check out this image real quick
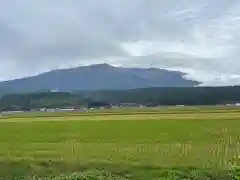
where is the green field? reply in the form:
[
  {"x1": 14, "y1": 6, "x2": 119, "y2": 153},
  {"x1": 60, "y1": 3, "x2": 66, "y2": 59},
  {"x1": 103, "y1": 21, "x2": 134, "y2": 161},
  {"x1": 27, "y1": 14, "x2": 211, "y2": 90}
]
[{"x1": 0, "y1": 107, "x2": 240, "y2": 179}]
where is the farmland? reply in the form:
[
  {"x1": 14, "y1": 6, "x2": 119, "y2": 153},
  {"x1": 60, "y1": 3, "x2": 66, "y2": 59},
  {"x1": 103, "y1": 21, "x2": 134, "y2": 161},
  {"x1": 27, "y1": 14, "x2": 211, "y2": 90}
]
[{"x1": 0, "y1": 107, "x2": 240, "y2": 179}]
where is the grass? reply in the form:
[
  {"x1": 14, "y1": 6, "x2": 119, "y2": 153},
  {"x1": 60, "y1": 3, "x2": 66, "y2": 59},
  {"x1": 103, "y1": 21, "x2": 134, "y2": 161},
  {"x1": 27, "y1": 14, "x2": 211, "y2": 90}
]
[{"x1": 0, "y1": 107, "x2": 240, "y2": 179}]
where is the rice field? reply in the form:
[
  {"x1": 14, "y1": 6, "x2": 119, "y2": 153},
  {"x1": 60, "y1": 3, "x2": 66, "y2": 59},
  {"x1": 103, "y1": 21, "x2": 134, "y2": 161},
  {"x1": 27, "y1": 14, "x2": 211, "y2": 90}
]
[{"x1": 0, "y1": 106, "x2": 240, "y2": 179}]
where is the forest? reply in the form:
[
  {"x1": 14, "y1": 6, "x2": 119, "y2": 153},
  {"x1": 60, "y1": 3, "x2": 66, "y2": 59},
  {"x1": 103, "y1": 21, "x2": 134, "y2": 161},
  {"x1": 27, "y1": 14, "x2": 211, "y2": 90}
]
[{"x1": 1, "y1": 86, "x2": 240, "y2": 110}]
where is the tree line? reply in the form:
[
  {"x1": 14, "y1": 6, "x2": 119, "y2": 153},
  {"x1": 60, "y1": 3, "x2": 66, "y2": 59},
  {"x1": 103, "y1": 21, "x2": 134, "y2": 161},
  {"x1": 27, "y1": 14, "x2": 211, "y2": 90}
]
[{"x1": 1, "y1": 86, "x2": 240, "y2": 110}]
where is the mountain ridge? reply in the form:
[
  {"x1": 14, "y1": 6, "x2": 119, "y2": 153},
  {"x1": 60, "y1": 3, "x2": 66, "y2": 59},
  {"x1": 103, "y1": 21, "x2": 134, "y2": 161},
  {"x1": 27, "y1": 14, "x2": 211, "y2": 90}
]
[{"x1": 0, "y1": 63, "x2": 200, "y2": 93}]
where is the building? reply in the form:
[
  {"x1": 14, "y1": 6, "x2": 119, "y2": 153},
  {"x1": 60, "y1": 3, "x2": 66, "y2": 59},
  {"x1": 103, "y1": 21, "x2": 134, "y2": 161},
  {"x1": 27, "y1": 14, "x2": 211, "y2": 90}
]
[{"x1": 119, "y1": 103, "x2": 141, "y2": 108}]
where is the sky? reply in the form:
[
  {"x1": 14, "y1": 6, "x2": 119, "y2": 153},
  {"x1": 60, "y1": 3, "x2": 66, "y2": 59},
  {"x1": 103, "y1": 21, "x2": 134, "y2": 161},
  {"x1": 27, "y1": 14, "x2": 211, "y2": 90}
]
[{"x1": 1, "y1": 0, "x2": 240, "y2": 86}]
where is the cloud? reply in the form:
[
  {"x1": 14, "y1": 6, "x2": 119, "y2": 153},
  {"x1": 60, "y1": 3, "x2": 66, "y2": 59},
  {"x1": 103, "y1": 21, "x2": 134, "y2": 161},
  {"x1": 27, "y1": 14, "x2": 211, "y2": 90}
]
[{"x1": 0, "y1": 0, "x2": 240, "y2": 85}]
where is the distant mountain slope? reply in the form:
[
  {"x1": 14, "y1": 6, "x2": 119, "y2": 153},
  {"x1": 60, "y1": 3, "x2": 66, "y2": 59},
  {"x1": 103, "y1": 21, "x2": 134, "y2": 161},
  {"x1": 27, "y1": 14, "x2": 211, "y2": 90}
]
[{"x1": 0, "y1": 64, "x2": 199, "y2": 93}]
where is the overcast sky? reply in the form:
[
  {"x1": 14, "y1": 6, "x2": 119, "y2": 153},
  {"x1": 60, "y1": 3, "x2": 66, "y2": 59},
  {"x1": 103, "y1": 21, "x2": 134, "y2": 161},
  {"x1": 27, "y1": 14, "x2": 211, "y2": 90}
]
[{"x1": 1, "y1": 0, "x2": 240, "y2": 85}]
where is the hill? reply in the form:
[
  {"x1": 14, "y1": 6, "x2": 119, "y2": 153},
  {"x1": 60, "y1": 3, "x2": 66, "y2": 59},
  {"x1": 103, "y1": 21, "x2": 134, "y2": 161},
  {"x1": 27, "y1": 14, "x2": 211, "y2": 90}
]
[
  {"x1": 0, "y1": 92, "x2": 87, "y2": 110},
  {"x1": 0, "y1": 64, "x2": 199, "y2": 93}
]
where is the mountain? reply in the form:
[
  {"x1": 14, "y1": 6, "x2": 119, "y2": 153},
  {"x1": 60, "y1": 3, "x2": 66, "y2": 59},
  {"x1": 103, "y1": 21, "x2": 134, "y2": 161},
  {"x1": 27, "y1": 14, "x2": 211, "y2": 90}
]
[{"x1": 0, "y1": 64, "x2": 200, "y2": 93}]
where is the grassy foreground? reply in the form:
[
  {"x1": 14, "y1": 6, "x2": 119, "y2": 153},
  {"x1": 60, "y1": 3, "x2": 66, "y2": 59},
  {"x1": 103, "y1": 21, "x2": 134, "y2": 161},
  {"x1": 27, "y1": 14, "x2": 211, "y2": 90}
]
[{"x1": 0, "y1": 107, "x2": 240, "y2": 179}]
